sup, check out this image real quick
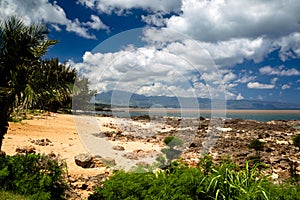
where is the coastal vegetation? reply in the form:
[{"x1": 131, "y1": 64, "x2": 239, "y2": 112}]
[
  {"x1": 89, "y1": 156, "x2": 300, "y2": 200},
  {"x1": 0, "y1": 16, "x2": 93, "y2": 150},
  {"x1": 0, "y1": 16, "x2": 60, "y2": 150},
  {"x1": 0, "y1": 153, "x2": 67, "y2": 199},
  {"x1": 247, "y1": 138, "x2": 265, "y2": 161},
  {"x1": 1, "y1": 152, "x2": 299, "y2": 200},
  {"x1": 157, "y1": 136, "x2": 184, "y2": 167},
  {"x1": 292, "y1": 134, "x2": 300, "y2": 150}
]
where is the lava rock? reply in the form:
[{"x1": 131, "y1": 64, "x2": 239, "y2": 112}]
[{"x1": 74, "y1": 153, "x2": 93, "y2": 168}]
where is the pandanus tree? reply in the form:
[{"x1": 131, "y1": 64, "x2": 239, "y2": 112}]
[
  {"x1": 23, "y1": 58, "x2": 76, "y2": 112},
  {"x1": 41, "y1": 59, "x2": 76, "y2": 112},
  {"x1": 0, "y1": 16, "x2": 58, "y2": 150}
]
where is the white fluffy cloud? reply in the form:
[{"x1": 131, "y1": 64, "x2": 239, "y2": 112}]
[
  {"x1": 271, "y1": 78, "x2": 278, "y2": 85},
  {"x1": 84, "y1": 15, "x2": 109, "y2": 31},
  {"x1": 77, "y1": 0, "x2": 182, "y2": 14},
  {"x1": 236, "y1": 93, "x2": 244, "y2": 100},
  {"x1": 236, "y1": 75, "x2": 256, "y2": 83},
  {"x1": 0, "y1": 0, "x2": 108, "y2": 39},
  {"x1": 141, "y1": 0, "x2": 300, "y2": 65},
  {"x1": 198, "y1": 37, "x2": 272, "y2": 66},
  {"x1": 259, "y1": 65, "x2": 300, "y2": 76},
  {"x1": 141, "y1": 13, "x2": 168, "y2": 27},
  {"x1": 71, "y1": 0, "x2": 300, "y2": 101},
  {"x1": 167, "y1": 0, "x2": 300, "y2": 42},
  {"x1": 247, "y1": 82, "x2": 275, "y2": 89},
  {"x1": 274, "y1": 33, "x2": 300, "y2": 61},
  {"x1": 70, "y1": 39, "x2": 241, "y2": 99},
  {"x1": 143, "y1": 28, "x2": 272, "y2": 67},
  {"x1": 281, "y1": 84, "x2": 291, "y2": 90},
  {"x1": 74, "y1": 0, "x2": 300, "y2": 67}
]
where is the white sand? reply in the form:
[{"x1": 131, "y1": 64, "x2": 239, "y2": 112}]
[{"x1": 73, "y1": 115, "x2": 165, "y2": 171}]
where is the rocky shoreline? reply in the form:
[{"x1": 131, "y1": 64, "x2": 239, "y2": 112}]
[
  {"x1": 89, "y1": 115, "x2": 300, "y2": 183},
  {"x1": 4, "y1": 114, "x2": 300, "y2": 199}
]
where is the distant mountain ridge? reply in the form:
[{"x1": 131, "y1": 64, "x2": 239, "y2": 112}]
[{"x1": 94, "y1": 90, "x2": 300, "y2": 110}]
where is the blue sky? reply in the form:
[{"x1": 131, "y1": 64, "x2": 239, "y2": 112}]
[{"x1": 1, "y1": 0, "x2": 300, "y2": 104}]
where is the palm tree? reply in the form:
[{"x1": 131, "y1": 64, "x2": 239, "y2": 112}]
[
  {"x1": 72, "y1": 76, "x2": 97, "y2": 112},
  {"x1": 0, "y1": 16, "x2": 57, "y2": 150},
  {"x1": 22, "y1": 58, "x2": 76, "y2": 112}
]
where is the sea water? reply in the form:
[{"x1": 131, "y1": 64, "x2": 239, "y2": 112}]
[{"x1": 96, "y1": 109, "x2": 300, "y2": 122}]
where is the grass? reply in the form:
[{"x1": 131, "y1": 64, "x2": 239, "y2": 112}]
[{"x1": 0, "y1": 191, "x2": 28, "y2": 200}]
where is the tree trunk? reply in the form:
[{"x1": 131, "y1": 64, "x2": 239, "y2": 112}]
[
  {"x1": 0, "y1": 88, "x2": 13, "y2": 150},
  {"x1": 0, "y1": 115, "x2": 9, "y2": 150}
]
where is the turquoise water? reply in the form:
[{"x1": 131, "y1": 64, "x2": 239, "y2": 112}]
[
  {"x1": 96, "y1": 109, "x2": 300, "y2": 122},
  {"x1": 223, "y1": 111, "x2": 300, "y2": 122}
]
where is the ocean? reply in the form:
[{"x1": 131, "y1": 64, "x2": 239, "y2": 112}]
[{"x1": 96, "y1": 109, "x2": 300, "y2": 122}]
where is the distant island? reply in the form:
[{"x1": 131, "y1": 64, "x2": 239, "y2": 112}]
[{"x1": 93, "y1": 90, "x2": 300, "y2": 110}]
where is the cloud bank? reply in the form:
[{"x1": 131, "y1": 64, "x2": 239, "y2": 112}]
[{"x1": 0, "y1": 0, "x2": 109, "y2": 39}]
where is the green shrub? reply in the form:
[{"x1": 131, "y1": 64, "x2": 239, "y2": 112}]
[
  {"x1": 163, "y1": 136, "x2": 183, "y2": 148},
  {"x1": 89, "y1": 155, "x2": 300, "y2": 200},
  {"x1": 8, "y1": 117, "x2": 22, "y2": 123},
  {"x1": 157, "y1": 136, "x2": 184, "y2": 167},
  {"x1": 0, "y1": 154, "x2": 68, "y2": 200},
  {"x1": 89, "y1": 156, "x2": 300, "y2": 200},
  {"x1": 89, "y1": 164, "x2": 206, "y2": 200},
  {"x1": 292, "y1": 134, "x2": 300, "y2": 150},
  {"x1": 248, "y1": 138, "x2": 265, "y2": 152},
  {"x1": 248, "y1": 138, "x2": 265, "y2": 161}
]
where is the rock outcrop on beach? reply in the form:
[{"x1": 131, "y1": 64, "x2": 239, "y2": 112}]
[
  {"x1": 100, "y1": 116, "x2": 300, "y2": 182},
  {"x1": 181, "y1": 118, "x2": 300, "y2": 182}
]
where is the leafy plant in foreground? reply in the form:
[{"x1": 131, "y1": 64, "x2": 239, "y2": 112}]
[
  {"x1": 89, "y1": 156, "x2": 300, "y2": 200},
  {"x1": 157, "y1": 136, "x2": 183, "y2": 168},
  {"x1": 0, "y1": 154, "x2": 67, "y2": 200}
]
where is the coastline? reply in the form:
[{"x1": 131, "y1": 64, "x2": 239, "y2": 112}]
[
  {"x1": 2, "y1": 112, "x2": 300, "y2": 198},
  {"x1": 126, "y1": 108, "x2": 300, "y2": 113},
  {"x1": 106, "y1": 108, "x2": 300, "y2": 122}
]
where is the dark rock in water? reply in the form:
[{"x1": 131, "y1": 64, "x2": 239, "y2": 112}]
[{"x1": 74, "y1": 153, "x2": 93, "y2": 168}]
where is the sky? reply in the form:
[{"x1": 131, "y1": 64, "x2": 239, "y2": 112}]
[{"x1": 1, "y1": 0, "x2": 300, "y2": 104}]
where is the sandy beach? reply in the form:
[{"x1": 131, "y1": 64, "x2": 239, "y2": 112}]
[
  {"x1": 2, "y1": 113, "x2": 164, "y2": 174},
  {"x1": 2, "y1": 114, "x2": 106, "y2": 176},
  {"x1": 2, "y1": 113, "x2": 164, "y2": 199}
]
